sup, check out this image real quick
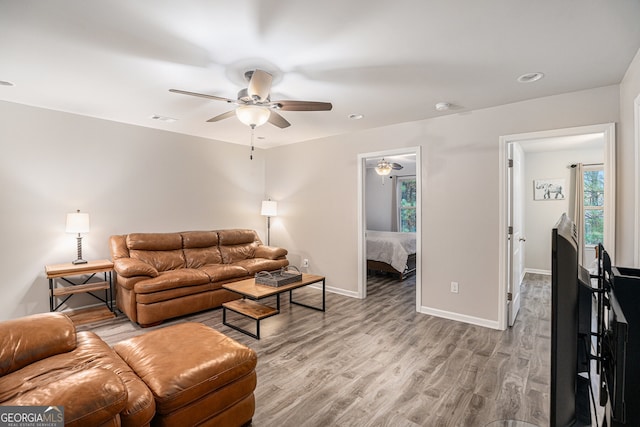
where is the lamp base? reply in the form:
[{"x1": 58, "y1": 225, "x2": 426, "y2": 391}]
[{"x1": 72, "y1": 235, "x2": 87, "y2": 265}]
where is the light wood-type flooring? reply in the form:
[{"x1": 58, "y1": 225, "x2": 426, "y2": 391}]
[{"x1": 79, "y1": 273, "x2": 551, "y2": 427}]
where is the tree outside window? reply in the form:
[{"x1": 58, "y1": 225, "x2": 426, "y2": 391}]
[
  {"x1": 398, "y1": 177, "x2": 416, "y2": 232},
  {"x1": 583, "y1": 168, "x2": 604, "y2": 246}
]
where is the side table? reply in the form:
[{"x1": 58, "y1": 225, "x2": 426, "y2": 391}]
[{"x1": 45, "y1": 259, "x2": 115, "y2": 324}]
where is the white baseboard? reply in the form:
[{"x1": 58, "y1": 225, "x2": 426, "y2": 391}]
[
  {"x1": 524, "y1": 268, "x2": 551, "y2": 276},
  {"x1": 326, "y1": 286, "x2": 360, "y2": 298},
  {"x1": 419, "y1": 305, "x2": 502, "y2": 330},
  {"x1": 307, "y1": 283, "x2": 360, "y2": 299}
]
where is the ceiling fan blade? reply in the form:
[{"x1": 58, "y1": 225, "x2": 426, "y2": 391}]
[
  {"x1": 206, "y1": 110, "x2": 236, "y2": 122},
  {"x1": 169, "y1": 89, "x2": 235, "y2": 103},
  {"x1": 248, "y1": 69, "x2": 272, "y2": 102},
  {"x1": 268, "y1": 111, "x2": 291, "y2": 128},
  {"x1": 274, "y1": 100, "x2": 333, "y2": 111},
  {"x1": 391, "y1": 163, "x2": 404, "y2": 170}
]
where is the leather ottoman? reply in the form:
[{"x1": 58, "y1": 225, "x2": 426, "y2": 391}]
[{"x1": 113, "y1": 323, "x2": 257, "y2": 427}]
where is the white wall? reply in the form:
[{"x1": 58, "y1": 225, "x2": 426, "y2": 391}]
[
  {"x1": 619, "y1": 47, "x2": 640, "y2": 267},
  {"x1": 266, "y1": 85, "x2": 620, "y2": 326},
  {"x1": 2, "y1": 74, "x2": 636, "y2": 327},
  {"x1": 365, "y1": 168, "x2": 394, "y2": 231},
  {"x1": 523, "y1": 148, "x2": 603, "y2": 272},
  {"x1": 0, "y1": 101, "x2": 267, "y2": 320}
]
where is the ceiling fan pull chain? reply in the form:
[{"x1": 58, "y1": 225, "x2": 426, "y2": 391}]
[{"x1": 250, "y1": 125, "x2": 255, "y2": 160}]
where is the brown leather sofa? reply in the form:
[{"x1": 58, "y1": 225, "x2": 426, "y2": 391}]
[
  {"x1": 110, "y1": 229, "x2": 288, "y2": 326},
  {"x1": 0, "y1": 312, "x2": 257, "y2": 427}
]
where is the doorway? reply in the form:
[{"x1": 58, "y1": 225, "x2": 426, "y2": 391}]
[
  {"x1": 357, "y1": 147, "x2": 422, "y2": 311},
  {"x1": 499, "y1": 123, "x2": 616, "y2": 329}
]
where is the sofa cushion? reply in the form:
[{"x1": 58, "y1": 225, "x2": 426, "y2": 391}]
[
  {"x1": 199, "y1": 264, "x2": 249, "y2": 282},
  {"x1": 126, "y1": 233, "x2": 183, "y2": 251},
  {"x1": 0, "y1": 312, "x2": 76, "y2": 376},
  {"x1": 181, "y1": 231, "x2": 218, "y2": 248},
  {"x1": 130, "y1": 249, "x2": 185, "y2": 272},
  {"x1": 134, "y1": 269, "x2": 210, "y2": 294},
  {"x1": 217, "y1": 229, "x2": 260, "y2": 246},
  {"x1": 184, "y1": 247, "x2": 222, "y2": 268},
  {"x1": 220, "y1": 242, "x2": 258, "y2": 264}
]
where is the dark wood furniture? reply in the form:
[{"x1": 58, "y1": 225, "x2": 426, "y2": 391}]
[{"x1": 367, "y1": 253, "x2": 416, "y2": 280}]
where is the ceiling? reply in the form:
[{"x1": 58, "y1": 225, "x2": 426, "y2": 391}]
[{"x1": 1, "y1": 1, "x2": 639, "y2": 149}]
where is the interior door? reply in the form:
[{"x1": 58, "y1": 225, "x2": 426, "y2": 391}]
[{"x1": 508, "y1": 143, "x2": 525, "y2": 326}]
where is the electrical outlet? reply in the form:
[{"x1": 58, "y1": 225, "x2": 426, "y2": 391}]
[
  {"x1": 450, "y1": 281, "x2": 459, "y2": 293},
  {"x1": 302, "y1": 259, "x2": 309, "y2": 268}
]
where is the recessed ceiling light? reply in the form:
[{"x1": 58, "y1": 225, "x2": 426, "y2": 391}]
[
  {"x1": 0, "y1": 80, "x2": 15, "y2": 86},
  {"x1": 348, "y1": 113, "x2": 364, "y2": 120},
  {"x1": 150, "y1": 115, "x2": 177, "y2": 123},
  {"x1": 435, "y1": 102, "x2": 451, "y2": 111},
  {"x1": 517, "y1": 72, "x2": 544, "y2": 83}
]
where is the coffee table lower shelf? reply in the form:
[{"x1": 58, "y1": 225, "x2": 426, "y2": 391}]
[{"x1": 222, "y1": 299, "x2": 279, "y2": 339}]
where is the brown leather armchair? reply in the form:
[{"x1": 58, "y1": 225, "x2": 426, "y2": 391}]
[
  {"x1": 0, "y1": 312, "x2": 257, "y2": 427},
  {"x1": 0, "y1": 312, "x2": 155, "y2": 427}
]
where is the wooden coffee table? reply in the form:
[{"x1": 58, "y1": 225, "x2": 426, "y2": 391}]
[{"x1": 222, "y1": 274, "x2": 325, "y2": 339}]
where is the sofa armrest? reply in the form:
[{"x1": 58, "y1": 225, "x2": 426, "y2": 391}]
[
  {"x1": 254, "y1": 245, "x2": 288, "y2": 260},
  {"x1": 0, "y1": 312, "x2": 76, "y2": 376},
  {"x1": 114, "y1": 258, "x2": 159, "y2": 278}
]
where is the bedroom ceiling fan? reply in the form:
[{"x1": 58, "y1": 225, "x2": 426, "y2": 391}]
[
  {"x1": 169, "y1": 69, "x2": 333, "y2": 129},
  {"x1": 374, "y1": 158, "x2": 403, "y2": 176}
]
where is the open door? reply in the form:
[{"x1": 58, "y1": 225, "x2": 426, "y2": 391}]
[
  {"x1": 357, "y1": 147, "x2": 421, "y2": 311},
  {"x1": 508, "y1": 143, "x2": 525, "y2": 326},
  {"x1": 499, "y1": 123, "x2": 615, "y2": 330}
]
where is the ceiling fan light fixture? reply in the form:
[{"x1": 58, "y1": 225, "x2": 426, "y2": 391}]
[
  {"x1": 235, "y1": 105, "x2": 271, "y2": 127},
  {"x1": 375, "y1": 159, "x2": 393, "y2": 176}
]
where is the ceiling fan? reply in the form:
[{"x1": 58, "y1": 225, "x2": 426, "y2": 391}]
[
  {"x1": 373, "y1": 158, "x2": 403, "y2": 175},
  {"x1": 169, "y1": 69, "x2": 333, "y2": 129}
]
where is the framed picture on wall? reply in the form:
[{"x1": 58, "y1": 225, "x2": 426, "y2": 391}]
[{"x1": 534, "y1": 178, "x2": 566, "y2": 200}]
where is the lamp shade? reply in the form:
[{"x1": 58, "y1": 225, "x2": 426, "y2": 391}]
[
  {"x1": 236, "y1": 106, "x2": 271, "y2": 127},
  {"x1": 66, "y1": 211, "x2": 90, "y2": 233},
  {"x1": 261, "y1": 200, "x2": 277, "y2": 217}
]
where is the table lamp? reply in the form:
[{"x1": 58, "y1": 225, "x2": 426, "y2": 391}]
[{"x1": 66, "y1": 209, "x2": 90, "y2": 264}]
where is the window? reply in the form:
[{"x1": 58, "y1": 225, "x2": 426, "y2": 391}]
[
  {"x1": 583, "y1": 167, "x2": 604, "y2": 246},
  {"x1": 397, "y1": 177, "x2": 416, "y2": 232}
]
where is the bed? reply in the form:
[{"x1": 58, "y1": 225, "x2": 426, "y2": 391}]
[{"x1": 366, "y1": 230, "x2": 416, "y2": 280}]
